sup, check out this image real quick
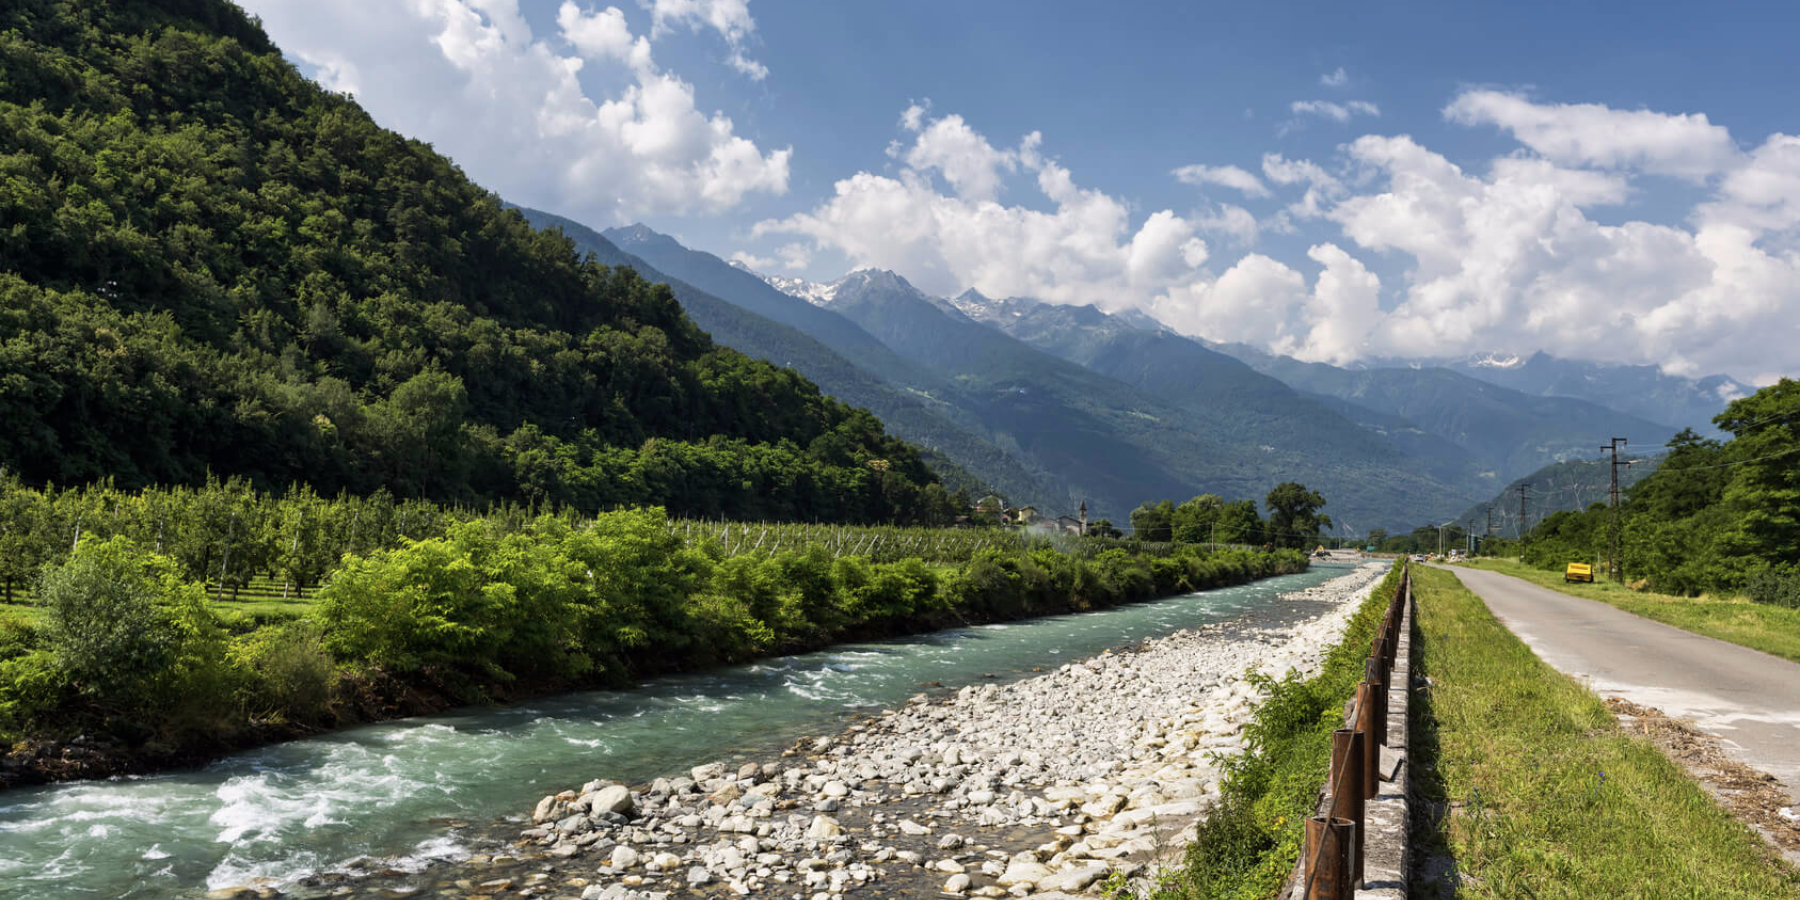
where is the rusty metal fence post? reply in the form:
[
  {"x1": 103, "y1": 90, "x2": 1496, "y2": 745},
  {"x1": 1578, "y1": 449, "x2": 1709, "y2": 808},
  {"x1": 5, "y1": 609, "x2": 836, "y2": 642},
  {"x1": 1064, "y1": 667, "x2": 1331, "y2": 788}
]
[
  {"x1": 1303, "y1": 816, "x2": 1356, "y2": 899},
  {"x1": 1329, "y1": 728, "x2": 1365, "y2": 883}
]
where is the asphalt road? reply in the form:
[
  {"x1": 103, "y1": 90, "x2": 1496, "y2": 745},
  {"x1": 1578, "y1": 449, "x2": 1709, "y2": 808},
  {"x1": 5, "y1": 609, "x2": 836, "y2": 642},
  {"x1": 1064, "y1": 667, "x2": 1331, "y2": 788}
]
[{"x1": 1443, "y1": 565, "x2": 1800, "y2": 810}]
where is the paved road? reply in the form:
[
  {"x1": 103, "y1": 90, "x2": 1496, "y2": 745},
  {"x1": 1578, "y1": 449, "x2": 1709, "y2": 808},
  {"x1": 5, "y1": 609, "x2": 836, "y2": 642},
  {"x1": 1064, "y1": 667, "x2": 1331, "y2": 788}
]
[{"x1": 1443, "y1": 565, "x2": 1800, "y2": 810}]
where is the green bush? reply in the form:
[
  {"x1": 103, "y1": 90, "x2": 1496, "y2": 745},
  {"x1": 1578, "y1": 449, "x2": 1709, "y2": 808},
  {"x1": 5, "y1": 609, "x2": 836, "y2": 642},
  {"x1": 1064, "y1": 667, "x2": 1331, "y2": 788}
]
[
  {"x1": 232, "y1": 621, "x2": 337, "y2": 721},
  {"x1": 1745, "y1": 565, "x2": 1800, "y2": 609},
  {"x1": 35, "y1": 536, "x2": 228, "y2": 709}
]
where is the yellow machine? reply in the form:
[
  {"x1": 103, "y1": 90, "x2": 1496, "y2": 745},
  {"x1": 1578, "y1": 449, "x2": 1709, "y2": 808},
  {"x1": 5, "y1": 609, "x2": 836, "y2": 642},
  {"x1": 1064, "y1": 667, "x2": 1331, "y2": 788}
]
[{"x1": 1564, "y1": 562, "x2": 1594, "y2": 583}]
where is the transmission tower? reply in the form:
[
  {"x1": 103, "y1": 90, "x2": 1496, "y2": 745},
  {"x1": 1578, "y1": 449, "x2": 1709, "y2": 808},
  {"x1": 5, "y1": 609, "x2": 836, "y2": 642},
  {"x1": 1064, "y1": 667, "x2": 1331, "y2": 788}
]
[{"x1": 1601, "y1": 437, "x2": 1633, "y2": 582}]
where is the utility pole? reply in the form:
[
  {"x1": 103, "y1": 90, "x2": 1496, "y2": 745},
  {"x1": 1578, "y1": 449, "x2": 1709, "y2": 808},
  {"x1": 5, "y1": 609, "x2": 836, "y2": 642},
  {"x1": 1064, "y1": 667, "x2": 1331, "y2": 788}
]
[
  {"x1": 1517, "y1": 483, "x2": 1530, "y2": 556},
  {"x1": 1484, "y1": 506, "x2": 1495, "y2": 555},
  {"x1": 1601, "y1": 437, "x2": 1632, "y2": 583}
]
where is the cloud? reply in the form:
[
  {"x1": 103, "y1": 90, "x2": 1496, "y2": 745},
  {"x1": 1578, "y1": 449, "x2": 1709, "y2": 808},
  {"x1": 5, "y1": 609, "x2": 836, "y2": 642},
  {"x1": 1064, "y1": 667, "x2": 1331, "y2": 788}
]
[
  {"x1": 775, "y1": 242, "x2": 812, "y2": 270},
  {"x1": 729, "y1": 250, "x2": 776, "y2": 270},
  {"x1": 900, "y1": 114, "x2": 1021, "y2": 202},
  {"x1": 755, "y1": 107, "x2": 1213, "y2": 306},
  {"x1": 1171, "y1": 163, "x2": 1270, "y2": 198},
  {"x1": 1444, "y1": 89, "x2": 1740, "y2": 181},
  {"x1": 1261, "y1": 153, "x2": 1345, "y2": 220},
  {"x1": 1195, "y1": 203, "x2": 1260, "y2": 246},
  {"x1": 646, "y1": 0, "x2": 767, "y2": 79},
  {"x1": 238, "y1": 0, "x2": 789, "y2": 222},
  {"x1": 1320, "y1": 66, "x2": 1348, "y2": 88},
  {"x1": 1289, "y1": 99, "x2": 1380, "y2": 123},
  {"x1": 1317, "y1": 130, "x2": 1800, "y2": 379},
  {"x1": 765, "y1": 97, "x2": 1793, "y2": 381}
]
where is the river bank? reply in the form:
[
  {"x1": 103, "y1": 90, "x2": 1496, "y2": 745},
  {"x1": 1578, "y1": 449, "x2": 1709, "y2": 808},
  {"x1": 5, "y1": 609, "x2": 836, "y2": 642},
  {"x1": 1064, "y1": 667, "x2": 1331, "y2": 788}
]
[
  {"x1": 2, "y1": 541, "x2": 1308, "y2": 790},
  {"x1": 416, "y1": 561, "x2": 1389, "y2": 900},
  {"x1": 1, "y1": 565, "x2": 1348, "y2": 900}
]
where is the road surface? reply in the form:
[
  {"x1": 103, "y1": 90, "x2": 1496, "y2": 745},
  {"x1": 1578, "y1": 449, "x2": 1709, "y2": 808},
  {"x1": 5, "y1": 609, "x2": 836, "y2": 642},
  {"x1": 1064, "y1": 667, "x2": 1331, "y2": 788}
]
[{"x1": 1443, "y1": 565, "x2": 1800, "y2": 812}]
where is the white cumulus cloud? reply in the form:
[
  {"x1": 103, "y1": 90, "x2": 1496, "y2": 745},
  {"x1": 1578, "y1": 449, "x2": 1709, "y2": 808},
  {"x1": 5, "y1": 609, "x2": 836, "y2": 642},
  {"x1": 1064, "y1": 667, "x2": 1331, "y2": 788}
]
[
  {"x1": 239, "y1": 0, "x2": 789, "y2": 222},
  {"x1": 1320, "y1": 66, "x2": 1349, "y2": 88},
  {"x1": 755, "y1": 108, "x2": 1215, "y2": 306},
  {"x1": 1443, "y1": 89, "x2": 1740, "y2": 181}
]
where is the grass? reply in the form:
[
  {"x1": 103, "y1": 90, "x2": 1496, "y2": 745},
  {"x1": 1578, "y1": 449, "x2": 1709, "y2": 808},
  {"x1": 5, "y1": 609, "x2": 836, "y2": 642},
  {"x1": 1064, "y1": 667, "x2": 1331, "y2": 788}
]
[
  {"x1": 2, "y1": 575, "x2": 317, "y2": 631},
  {"x1": 1411, "y1": 565, "x2": 1800, "y2": 899},
  {"x1": 1458, "y1": 557, "x2": 1800, "y2": 665}
]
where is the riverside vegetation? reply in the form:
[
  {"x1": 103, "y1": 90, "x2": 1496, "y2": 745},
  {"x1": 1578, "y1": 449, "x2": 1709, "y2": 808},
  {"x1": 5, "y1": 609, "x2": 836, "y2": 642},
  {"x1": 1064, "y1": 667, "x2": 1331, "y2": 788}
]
[{"x1": 0, "y1": 477, "x2": 1309, "y2": 784}]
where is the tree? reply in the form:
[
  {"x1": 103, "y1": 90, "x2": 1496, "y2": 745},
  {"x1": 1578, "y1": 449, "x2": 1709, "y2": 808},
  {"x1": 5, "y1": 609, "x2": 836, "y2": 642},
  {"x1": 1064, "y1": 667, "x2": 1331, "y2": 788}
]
[
  {"x1": 1265, "y1": 482, "x2": 1331, "y2": 549},
  {"x1": 1366, "y1": 528, "x2": 1388, "y2": 549},
  {"x1": 1214, "y1": 500, "x2": 1263, "y2": 546},
  {"x1": 1716, "y1": 379, "x2": 1800, "y2": 568},
  {"x1": 1129, "y1": 500, "x2": 1174, "y2": 542},
  {"x1": 1172, "y1": 494, "x2": 1224, "y2": 544},
  {"x1": 36, "y1": 536, "x2": 225, "y2": 707},
  {"x1": 1088, "y1": 518, "x2": 1123, "y2": 538}
]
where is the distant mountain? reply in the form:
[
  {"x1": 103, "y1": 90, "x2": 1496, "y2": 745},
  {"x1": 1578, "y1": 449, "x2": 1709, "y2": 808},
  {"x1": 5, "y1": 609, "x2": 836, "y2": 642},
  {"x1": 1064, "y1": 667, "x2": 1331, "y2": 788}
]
[
  {"x1": 1211, "y1": 342, "x2": 1680, "y2": 482},
  {"x1": 1451, "y1": 456, "x2": 1660, "y2": 539},
  {"x1": 604, "y1": 224, "x2": 935, "y2": 393},
  {"x1": 939, "y1": 291, "x2": 1493, "y2": 497},
  {"x1": 1426, "y1": 351, "x2": 1752, "y2": 434},
  {"x1": 514, "y1": 208, "x2": 1060, "y2": 506},
  {"x1": 756, "y1": 269, "x2": 1478, "y2": 530}
]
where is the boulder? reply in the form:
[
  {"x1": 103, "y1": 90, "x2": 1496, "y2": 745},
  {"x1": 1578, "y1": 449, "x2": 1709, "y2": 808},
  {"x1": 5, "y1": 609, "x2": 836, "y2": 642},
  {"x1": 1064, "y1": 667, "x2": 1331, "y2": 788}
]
[
  {"x1": 996, "y1": 859, "x2": 1053, "y2": 888},
  {"x1": 806, "y1": 815, "x2": 841, "y2": 839},
  {"x1": 591, "y1": 784, "x2": 634, "y2": 816}
]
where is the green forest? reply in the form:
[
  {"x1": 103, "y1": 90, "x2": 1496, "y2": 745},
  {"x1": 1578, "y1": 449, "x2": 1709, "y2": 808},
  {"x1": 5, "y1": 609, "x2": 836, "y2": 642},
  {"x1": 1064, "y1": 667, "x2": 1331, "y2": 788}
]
[
  {"x1": 0, "y1": 0, "x2": 963, "y2": 524},
  {"x1": 1506, "y1": 379, "x2": 1799, "y2": 604}
]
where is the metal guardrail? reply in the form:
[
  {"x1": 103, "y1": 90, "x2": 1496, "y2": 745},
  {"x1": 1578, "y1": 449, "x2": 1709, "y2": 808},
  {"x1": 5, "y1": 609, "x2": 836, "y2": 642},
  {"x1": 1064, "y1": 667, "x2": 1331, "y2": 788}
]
[{"x1": 1299, "y1": 561, "x2": 1410, "y2": 900}]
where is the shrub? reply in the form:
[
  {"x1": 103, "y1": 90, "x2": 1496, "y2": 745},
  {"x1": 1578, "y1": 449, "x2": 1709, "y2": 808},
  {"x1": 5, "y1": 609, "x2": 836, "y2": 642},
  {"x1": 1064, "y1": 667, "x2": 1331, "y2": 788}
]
[
  {"x1": 233, "y1": 621, "x2": 338, "y2": 721},
  {"x1": 1744, "y1": 565, "x2": 1800, "y2": 608},
  {"x1": 35, "y1": 536, "x2": 227, "y2": 709}
]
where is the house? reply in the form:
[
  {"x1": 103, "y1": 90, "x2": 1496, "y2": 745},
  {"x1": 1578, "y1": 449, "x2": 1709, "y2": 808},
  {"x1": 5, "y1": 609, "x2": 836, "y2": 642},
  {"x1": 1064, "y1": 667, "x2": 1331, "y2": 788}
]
[{"x1": 1010, "y1": 506, "x2": 1039, "y2": 526}]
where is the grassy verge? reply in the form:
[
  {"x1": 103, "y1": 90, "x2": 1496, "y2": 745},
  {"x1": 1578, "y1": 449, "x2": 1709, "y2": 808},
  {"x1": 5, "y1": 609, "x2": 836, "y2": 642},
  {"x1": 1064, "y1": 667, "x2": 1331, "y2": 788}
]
[
  {"x1": 1459, "y1": 557, "x2": 1800, "y2": 665},
  {"x1": 1411, "y1": 566, "x2": 1800, "y2": 899},
  {"x1": 1135, "y1": 563, "x2": 1401, "y2": 900}
]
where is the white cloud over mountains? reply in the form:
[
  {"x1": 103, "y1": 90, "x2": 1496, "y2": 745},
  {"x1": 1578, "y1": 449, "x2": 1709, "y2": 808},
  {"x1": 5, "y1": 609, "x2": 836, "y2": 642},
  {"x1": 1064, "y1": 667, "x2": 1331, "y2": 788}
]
[
  {"x1": 759, "y1": 93, "x2": 1798, "y2": 381},
  {"x1": 239, "y1": 0, "x2": 788, "y2": 222},
  {"x1": 755, "y1": 108, "x2": 1216, "y2": 312}
]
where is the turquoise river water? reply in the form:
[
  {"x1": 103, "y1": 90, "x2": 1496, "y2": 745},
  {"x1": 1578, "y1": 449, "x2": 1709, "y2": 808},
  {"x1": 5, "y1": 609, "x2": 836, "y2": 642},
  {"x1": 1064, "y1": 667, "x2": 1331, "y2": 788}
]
[{"x1": 0, "y1": 564, "x2": 1349, "y2": 899}]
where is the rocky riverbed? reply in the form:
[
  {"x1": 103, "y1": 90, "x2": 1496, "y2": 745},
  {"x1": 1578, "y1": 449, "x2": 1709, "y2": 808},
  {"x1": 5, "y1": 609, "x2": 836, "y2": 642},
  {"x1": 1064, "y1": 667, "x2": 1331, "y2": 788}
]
[{"x1": 468, "y1": 562, "x2": 1388, "y2": 900}]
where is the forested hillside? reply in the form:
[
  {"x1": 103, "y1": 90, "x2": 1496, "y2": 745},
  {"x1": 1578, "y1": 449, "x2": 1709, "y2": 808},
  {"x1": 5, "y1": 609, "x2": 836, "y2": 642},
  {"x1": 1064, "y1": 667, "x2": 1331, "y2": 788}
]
[
  {"x1": 1454, "y1": 457, "x2": 1659, "y2": 539},
  {"x1": 1513, "y1": 380, "x2": 1799, "y2": 599},
  {"x1": 0, "y1": 0, "x2": 957, "y2": 523}
]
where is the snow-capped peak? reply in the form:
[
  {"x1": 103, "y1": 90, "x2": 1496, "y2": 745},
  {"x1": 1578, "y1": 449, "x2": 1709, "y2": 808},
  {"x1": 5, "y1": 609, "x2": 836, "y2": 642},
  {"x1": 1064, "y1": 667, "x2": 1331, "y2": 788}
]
[{"x1": 759, "y1": 273, "x2": 837, "y2": 307}]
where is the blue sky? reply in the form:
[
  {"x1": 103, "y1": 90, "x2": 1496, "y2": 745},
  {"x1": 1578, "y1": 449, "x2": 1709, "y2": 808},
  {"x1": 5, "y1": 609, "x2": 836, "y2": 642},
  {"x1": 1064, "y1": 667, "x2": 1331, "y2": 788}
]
[{"x1": 241, "y1": 0, "x2": 1800, "y2": 382}]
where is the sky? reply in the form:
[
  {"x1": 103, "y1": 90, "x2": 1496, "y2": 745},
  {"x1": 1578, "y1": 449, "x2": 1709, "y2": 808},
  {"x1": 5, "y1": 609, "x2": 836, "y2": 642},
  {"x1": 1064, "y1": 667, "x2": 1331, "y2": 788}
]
[{"x1": 238, "y1": 0, "x2": 1800, "y2": 384}]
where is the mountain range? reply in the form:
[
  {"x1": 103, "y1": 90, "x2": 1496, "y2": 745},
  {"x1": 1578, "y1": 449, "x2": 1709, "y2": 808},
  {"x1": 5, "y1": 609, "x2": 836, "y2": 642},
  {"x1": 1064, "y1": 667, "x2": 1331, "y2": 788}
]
[
  {"x1": 596, "y1": 230, "x2": 1481, "y2": 529},
  {"x1": 503, "y1": 213, "x2": 1742, "y2": 534}
]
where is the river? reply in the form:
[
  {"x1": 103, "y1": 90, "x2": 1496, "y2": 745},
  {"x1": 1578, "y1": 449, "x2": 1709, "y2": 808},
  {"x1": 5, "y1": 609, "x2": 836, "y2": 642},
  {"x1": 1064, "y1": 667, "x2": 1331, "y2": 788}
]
[{"x1": 0, "y1": 565, "x2": 1348, "y2": 899}]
